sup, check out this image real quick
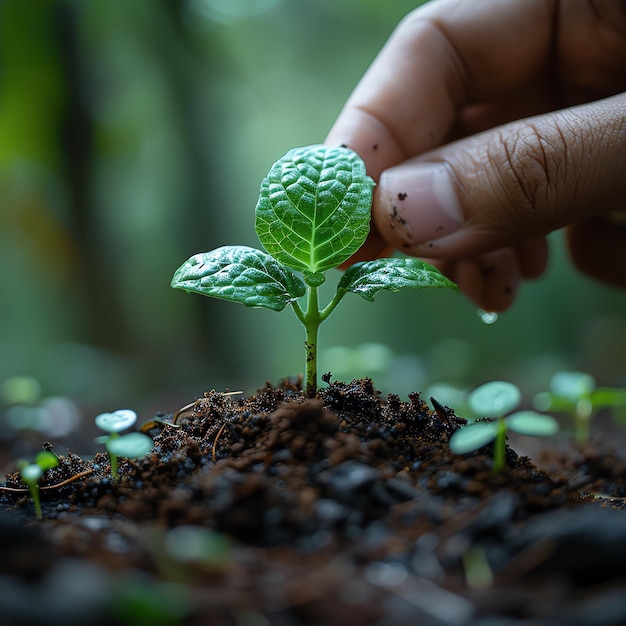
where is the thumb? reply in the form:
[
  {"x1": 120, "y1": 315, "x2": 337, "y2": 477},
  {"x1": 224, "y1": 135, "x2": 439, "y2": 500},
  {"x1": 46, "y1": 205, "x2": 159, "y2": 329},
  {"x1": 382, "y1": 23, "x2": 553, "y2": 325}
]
[{"x1": 372, "y1": 93, "x2": 626, "y2": 260}]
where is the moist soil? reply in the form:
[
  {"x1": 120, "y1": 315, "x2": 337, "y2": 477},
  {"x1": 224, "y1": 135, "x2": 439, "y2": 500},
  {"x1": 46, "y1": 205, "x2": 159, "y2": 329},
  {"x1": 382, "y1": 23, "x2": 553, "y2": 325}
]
[{"x1": 1, "y1": 377, "x2": 626, "y2": 626}]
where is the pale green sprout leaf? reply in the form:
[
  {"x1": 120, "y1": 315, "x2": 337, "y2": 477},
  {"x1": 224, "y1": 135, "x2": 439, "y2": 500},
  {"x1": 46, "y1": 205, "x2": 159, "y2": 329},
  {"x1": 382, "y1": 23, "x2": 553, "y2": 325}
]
[
  {"x1": 549, "y1": 371, "x2": 595, "y2": 401},
  {"x1": 449, "y1": 421, "x2": 499, "y2": 455},
  {"x1": 505, "y1": 411, "x2": 560, "y2": 436},
  {"x1": 0, "y1": 375, "x2": 41, "y2": 405},
  {"x1": 468, "y1": 381, "x2": 521, "y2": 417},
  {"x1": 533, "y1": 392, "x2": 574, "y2": 412},
  {"x1": 338, "y1": 257, "x2": 459, "y2": 301},
  {"x1": 171, "y1": 246, "x2": 305, "y2": 311},
  {"x1": 35, "y1": 451, "x2": 59, "y2": 472},
  {"x1": 106, "y1": 432, "x2": 154, "y2": 459},
  {"x1": 165, "y1": 526, "x2": 231, "y2": 567},
  {"x1": 590, "y1": 387, "x2": 626, "y2": 408},
  {"x1": 95, "y1": 409, "x2": 138, "y2": 434},
  {"x1": 20, "y1": 455, "x2": 56, "y2": 520},
  {"x1": 19, "y1": 451, "x2": 58, "y2": 488},
  {"x1": 254, "y1": 144, "x2": 374, "y2": 273},
  {"x1": 20, "y1": 464, "x2": 43, "y2": 485}
]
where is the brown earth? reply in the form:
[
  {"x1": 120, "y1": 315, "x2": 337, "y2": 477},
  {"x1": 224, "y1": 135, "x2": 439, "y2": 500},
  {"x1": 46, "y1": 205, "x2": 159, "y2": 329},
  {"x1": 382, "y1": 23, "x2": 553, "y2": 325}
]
[{"x1": 1, "y1": 377, "x2": 626, "y2": 626}]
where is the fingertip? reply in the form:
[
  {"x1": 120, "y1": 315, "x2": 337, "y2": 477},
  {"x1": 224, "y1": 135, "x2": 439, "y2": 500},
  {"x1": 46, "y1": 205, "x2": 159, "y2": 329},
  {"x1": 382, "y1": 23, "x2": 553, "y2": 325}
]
[
  {"x1": 515, "y1": 237, "x2": 549, "y2": 279},
  {"x1": 325, "y1": 109, "x2": 405, "y2": 180},
  {"x1": 455, "y1": 250, "x2": 520, "y2": 312},
  {"x1": 372, "y1": 161, "x2": 466, "y2": 256},
  {"x1": 338, "y1": 228, "x2": 392, "y2": 270}
]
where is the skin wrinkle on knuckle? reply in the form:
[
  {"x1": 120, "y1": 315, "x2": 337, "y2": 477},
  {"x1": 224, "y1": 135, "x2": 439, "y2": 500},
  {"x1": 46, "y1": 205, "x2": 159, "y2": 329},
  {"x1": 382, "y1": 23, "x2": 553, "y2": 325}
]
[
  {"x1": 599, "y1": 103, "x2": 626, "y2": 152},
  {"x1": 613, "y1": 111, "x2": 626, "y2": 145},
  {"x1": 488, "y1": 122, "x2": 575, "y2": 227},
  {"x1": 561, "y1": 104, "x2": 626, "y2": 207}
]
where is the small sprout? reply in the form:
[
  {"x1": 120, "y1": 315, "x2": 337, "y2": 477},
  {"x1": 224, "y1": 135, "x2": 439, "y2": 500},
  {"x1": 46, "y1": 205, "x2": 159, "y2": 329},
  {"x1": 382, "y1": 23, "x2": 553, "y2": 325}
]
[
  {"x1": 164, "y1": 525, "x2": 231, "y2": 569},
  {"x1": 534, "y1": 370, "x2": 626, "y2": 445},
  {"x1": 172, "y1": 145, "x2": 458, "y2": 396},
  {"x1": 0, "y1": 375, "x2": 42, "y2": 405},
  {"x1": 94, "y1": 409, "x2": 154, "y2": 479},
  {"x1": 18, "y1": 450, "x2": 59, "y2": 520},
  {"x1": 450, "y1": 381, "x2": 559, "y2": 474},
  {"x1": 462, "y1": 545, "x2": 493, "y2": 590},
  {"x1": 95, "y1": 409, "x2": 138, "y2": 433},
  {"x1": 111, "y1": 578, "x2": 192, "y2": 626}
]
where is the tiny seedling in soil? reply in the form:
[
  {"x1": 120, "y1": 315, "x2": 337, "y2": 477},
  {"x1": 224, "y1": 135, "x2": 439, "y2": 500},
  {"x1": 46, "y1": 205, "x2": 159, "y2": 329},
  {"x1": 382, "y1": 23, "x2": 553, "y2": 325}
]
[
  {"x1": 534, "y1": 370, "x2": 626, "y2": 445},
  {"x1": 172, "y1": 144, "x2": 458, "y2": 396},
  {"x1": 94, "y1": 409, "x2": 154, "y2": 479},
  {"x1": 18, "y1": 450, "x2": 59, "y2": 520},
  {"x1": 449, "y1": 381, "x2": 559, "y2": 474}
]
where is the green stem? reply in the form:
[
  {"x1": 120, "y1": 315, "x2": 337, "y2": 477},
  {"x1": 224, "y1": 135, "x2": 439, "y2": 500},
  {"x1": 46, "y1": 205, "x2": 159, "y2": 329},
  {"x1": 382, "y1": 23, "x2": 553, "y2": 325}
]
[
  {"x1": 292, "y1": 287, "x2": 347, "y2": 397},
  {"x1": 320, "y1": 289, "x2": 346, "y2": 322},
  {"x1": 29, "y1": 485, "x2": 42, "y2": 520},
  {"x1": 492, "y1": 416, "x2": 507, "y2": 474},
  {"x1": 574, "y1": 396, "x2": 592, "y2": 445},
  {"x1": 109, "y1": 452, "x2": 119, "y2": 479},
  {"x1": 303, "y1": 285, "x2": 321, "y2": 397},
  {"x1": 106, "y1": 434, "x2": 119, "y2": 479}
]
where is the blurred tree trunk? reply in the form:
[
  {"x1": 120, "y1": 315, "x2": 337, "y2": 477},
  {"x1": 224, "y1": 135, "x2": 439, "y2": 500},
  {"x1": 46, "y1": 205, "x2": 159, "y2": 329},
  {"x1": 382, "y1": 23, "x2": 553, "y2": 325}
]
[{"x1": 54, "y1": 1, "x2": 133, "y2": 351}]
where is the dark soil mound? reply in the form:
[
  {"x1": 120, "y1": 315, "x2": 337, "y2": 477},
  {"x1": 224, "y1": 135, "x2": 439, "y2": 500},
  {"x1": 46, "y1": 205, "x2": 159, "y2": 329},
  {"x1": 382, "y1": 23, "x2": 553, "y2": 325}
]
[{"x1": 1, "y1": 378, "x2": 625, "y2": 626}]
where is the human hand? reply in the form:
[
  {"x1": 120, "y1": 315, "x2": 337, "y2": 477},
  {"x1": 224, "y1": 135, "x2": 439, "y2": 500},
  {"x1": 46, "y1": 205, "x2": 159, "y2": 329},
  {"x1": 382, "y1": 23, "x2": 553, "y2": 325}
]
[{"x1": 326, "y1": 0, "x2": 626, "y2": 311}]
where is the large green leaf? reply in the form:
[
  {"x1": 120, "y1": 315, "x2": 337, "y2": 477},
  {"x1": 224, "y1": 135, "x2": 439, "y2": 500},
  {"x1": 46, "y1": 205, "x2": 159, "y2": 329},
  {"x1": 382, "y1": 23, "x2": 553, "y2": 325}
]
[
  {"x1": 171, "y1": 246, "x2": 305, "y2": 311},
  {"x1": 255, "y1": 144, "x2": 374, "y2": 273},
  {"x1": 337, "y1": 257, "x2": 458, "y2": 301}
]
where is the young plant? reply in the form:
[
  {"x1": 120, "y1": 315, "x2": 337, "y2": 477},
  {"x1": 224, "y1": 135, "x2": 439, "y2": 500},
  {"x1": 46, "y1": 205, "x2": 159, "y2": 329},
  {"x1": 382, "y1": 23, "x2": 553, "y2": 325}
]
[
  {"x1": 534, "y1": 370, "x2": 626, "y2": 445},
  {"x1": 18, "y1": 450, "x2": 59, "y2": 520},
  {"x1": 171, "y1": 144, "x2": 458, "y2": 396},
  {"x1": 449, "y1": 381, "x2": 559, "y2": 474},
  {"x1": 95, "y1": 409, "x2": 154, "y2": 480}
]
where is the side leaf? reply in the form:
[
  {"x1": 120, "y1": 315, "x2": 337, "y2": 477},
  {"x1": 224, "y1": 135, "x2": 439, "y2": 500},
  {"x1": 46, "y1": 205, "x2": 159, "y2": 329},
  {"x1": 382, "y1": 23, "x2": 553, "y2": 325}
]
[
  {"x1": 449, "y1": 421, "x2": 499, "y2": 455},
  {"x1": 255, "y1": 144, "x2": 374, "y2": 274},
  {"x1": 171, "y1": 246, "x2": 305, "y2": 311},
  {"x1": 338, "y1": 257, "x2": 459, "y2": 302},
  {"x1": 505, "y1": 411, "x2": 559, "y2": 437},
  {"x1": 591, "y1": 387, "x2": 626, "y2": 409}
]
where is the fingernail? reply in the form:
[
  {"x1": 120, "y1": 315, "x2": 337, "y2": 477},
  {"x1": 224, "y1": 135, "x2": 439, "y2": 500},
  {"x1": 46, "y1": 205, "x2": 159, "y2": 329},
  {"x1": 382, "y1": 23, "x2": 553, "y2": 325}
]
[{"x1": 378, "y1": 163, "x2": 463, "y2": 249}]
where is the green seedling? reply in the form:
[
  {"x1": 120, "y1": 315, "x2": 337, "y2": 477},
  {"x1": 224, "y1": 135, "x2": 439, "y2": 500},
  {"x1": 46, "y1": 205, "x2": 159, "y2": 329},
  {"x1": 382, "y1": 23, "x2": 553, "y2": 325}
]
[
  {"x1": 95, "y1": 409, "x2": 154, "y2": 479},
  {"x1": 449, "y1": 381, "x2": 559, "y2": 474},
  {"x1": 534, "y1": 370, "x2": 626, "y2": 445},
  {"x1": 18, "y1": 450, "x2": 59, "y2": 520},
  {"x1": 171, "y1": 144, "x2": 458, "y2": 396}
]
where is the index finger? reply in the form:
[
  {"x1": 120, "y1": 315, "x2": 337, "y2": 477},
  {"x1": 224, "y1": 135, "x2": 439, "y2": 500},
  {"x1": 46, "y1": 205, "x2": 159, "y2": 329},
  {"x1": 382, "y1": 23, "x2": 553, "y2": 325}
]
[{"x1": 325, "y1": 0, "x2": 555, "y2": 177}]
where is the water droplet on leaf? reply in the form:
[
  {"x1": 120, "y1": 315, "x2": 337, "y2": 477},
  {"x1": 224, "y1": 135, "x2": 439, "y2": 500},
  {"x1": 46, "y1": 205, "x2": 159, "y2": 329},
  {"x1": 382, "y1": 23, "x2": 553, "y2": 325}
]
[{"x1": 477, "y1": 309, "x2": 498, "y2": 325}]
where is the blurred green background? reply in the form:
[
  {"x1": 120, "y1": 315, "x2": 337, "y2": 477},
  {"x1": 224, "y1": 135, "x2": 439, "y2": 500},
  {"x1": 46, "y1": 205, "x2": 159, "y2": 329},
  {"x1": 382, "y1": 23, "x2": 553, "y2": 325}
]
[{"x1": 2, "y1": 0, "x2": 626, "y2": 436}]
